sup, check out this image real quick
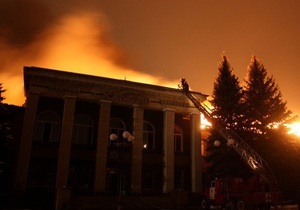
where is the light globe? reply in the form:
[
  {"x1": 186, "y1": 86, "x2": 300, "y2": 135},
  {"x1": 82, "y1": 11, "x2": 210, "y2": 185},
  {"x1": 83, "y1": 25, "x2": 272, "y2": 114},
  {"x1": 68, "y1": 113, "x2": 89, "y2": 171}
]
[
  {"x1": 227, "y1": 138, "x2": 235, "y2": 146},
  {"x1": 122, "y1": 131, "x2": 131, "y2": 139},
  {"x1": 110, "y1": 133, "x2": 118, "y2": 141},
  {"x1": 127, "y1": 135, "x2": 134, "y2": 142},
  {"x1": 214, "y1": 140, "x2": 221, "y2": 147}
]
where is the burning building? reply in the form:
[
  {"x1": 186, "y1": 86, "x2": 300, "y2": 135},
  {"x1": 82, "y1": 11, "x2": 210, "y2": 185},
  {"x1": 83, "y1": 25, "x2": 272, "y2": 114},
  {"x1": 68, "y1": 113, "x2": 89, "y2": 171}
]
[{"x1": 13, "y1": 66, "x2": 207, "y2": 209}]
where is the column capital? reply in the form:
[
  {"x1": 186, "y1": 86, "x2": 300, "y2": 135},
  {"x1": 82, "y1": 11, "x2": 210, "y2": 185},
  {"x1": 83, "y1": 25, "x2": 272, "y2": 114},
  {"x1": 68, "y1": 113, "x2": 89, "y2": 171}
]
[
  {"x1": 99, "y1": 100, "x2": 112, "y2": 104},
  {"x1": 163, "y1": 108, "x2": 175, "y2": 112},
  {"x1": 133, "y1": 104, "x2": 141, "y2": 108},
  {"x1": 63, "y1": 95, "x2": 76, "y2": 99}
]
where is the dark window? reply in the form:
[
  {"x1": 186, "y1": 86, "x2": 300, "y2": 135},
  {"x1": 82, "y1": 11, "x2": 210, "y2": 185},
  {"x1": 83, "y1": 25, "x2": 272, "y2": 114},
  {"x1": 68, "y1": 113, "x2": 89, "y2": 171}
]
[
  {"x1": 34, "y1": 111, "x2": 60, "y2": 142},
  {"x1": 174, "y1": 169, "x2": 186, "y2": 190},
  {"x1": 143, "y1": 121, "x2": 155, "y2": 150},
  {"x1": 68, "y1": 160, "x2": 94, "y2": 190},
  {"x1": 27, "y1": 158, "x2": 57, "y2": 187},
  {"x1": 174, "y1": 125, "x2": 183, "y2": 152},
  {"x1": 142, "y1": 167, "x2": 158, "y2": 190},
  {"x1": 72, "y1": 114, "x2": 94, "y2": 145},
  {"x1": 109, "y1": 118, "x2": 126, "y2": 146}
]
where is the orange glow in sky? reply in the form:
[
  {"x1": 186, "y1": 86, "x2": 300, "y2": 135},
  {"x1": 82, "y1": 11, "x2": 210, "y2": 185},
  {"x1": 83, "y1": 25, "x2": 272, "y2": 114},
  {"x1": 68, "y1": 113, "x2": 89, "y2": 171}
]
[
  {"x1": 0, "y1": 1, "x2": 299, "y2": 130},
  {"x1": 0, "y1": 11, "x2": 178, "y2": 106}
]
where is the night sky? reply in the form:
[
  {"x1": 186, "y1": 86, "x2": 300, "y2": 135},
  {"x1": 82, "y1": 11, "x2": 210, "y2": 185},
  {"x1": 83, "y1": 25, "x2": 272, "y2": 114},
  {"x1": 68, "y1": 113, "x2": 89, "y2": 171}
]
[{"x1": 1, "y1": 0, "x2": 300, "y2": 122}]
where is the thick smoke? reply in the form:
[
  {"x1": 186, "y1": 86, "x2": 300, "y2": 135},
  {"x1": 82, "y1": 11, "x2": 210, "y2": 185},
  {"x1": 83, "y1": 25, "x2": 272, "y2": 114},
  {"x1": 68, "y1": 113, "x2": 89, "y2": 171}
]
[
  {"x1": 0, "y1": 0, "x2": 54, "y2": 47},
  {"x1": 0, "y1": 0, "x2": 177, "y2": 105}
]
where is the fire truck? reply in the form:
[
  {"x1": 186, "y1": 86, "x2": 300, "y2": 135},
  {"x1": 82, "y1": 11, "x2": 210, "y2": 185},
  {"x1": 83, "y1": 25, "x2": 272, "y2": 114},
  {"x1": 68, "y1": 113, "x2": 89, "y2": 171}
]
[
  {"x1": 179, "y1": 79, "x2": 282, "y2": 210},
  {"x1": 203, "y1": 176, "x2": 281, "y2": 210}
]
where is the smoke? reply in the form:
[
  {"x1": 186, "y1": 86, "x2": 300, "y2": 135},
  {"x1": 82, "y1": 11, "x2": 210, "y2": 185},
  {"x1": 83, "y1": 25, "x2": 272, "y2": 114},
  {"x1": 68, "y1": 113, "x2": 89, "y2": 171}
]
[
  {"x1": 0, "y1": 0, "x2": 54, "y2": 47},
  {"x1": 0, "y1": 1, "x2": 177, "y2": 105}
]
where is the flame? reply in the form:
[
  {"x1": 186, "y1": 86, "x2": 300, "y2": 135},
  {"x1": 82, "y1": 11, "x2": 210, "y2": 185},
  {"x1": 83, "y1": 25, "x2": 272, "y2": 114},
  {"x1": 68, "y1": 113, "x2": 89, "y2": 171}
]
[
  {"x1": 287, "y1": 122, "x2": 300, "y2": 137},
  {"x1": 0, "y1": 11, "x2": 178, "y2": 106},
  {"x1": 200, "y1": 113, "x2": 212, "y2": 129}
]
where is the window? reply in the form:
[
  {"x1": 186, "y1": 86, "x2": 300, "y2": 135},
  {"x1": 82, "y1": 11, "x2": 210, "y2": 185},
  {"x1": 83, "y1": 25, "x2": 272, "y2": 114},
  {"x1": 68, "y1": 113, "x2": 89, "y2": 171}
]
[
  {"x1": 174, "y1": 169, "x2": 186, "y2": 190},
  {"x1": 72, "y1": 114, "x2": 94, "y2": 145},
  {"x1": 174, "y1": 125, "x2": 183, "y2": 152},
  {"x1": 34, "y1": 111, "x2": 60, "y2": 142},
  {"x1": 143, "y1": 121, "x2": 155, "y2": 150},
  {"x1": 27, "y1": 158, "x2": 57, "y2": 187},
  {"x1": 109, "y1": 118, "x2": 126, "y2": 146},
  {"x1": 143, "y1": 167, "x2": 155, "y2": 189},
  {"x1": 68, "y1": 160, "x2": 94, "y2": 189}
]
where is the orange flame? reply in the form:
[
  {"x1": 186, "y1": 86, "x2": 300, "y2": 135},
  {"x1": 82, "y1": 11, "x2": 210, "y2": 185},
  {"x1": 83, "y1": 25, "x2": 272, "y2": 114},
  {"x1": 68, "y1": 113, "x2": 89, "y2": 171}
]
[{"x1": 287, "y1": 123, "x2": 300, "y2": 137}]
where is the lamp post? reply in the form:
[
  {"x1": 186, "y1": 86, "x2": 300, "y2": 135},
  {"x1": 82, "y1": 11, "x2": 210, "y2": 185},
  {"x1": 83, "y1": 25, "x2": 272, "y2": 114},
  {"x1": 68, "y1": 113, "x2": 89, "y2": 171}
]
[
  {"x1": 214, "y1": 137, "x2": 235, "y2": 209},
  {"x1": 214, "y1": 137, "x2": 235, "y2": 148},
  {"x1": 110, "y1": 131, "x2": 134, "y2": 210}
]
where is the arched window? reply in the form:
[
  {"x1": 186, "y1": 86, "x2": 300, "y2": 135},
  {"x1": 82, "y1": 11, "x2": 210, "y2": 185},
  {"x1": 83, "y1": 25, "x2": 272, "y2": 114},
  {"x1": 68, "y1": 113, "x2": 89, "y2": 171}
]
[
  {"x1": 34, "y1": 111, "x2": 60, "y2": 142},
  {"x1": 72, "y1": 114, "x2": 94, "y2": 145},
  {"x1": 109, "y1": 118, "x2": 126, "y2": 145},
  {"x1": 143, "y1": 121, "x2": 155, "y2": 150},
  {"x1": 174, "y1": 125, "x2": 183, "y2": 152}
]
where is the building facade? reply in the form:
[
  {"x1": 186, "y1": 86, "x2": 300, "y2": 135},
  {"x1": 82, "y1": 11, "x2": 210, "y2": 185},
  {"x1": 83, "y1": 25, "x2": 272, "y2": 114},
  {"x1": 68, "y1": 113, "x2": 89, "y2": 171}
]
[{"x1": 14, "y1": 66, "x2": 207, "y2": 203}]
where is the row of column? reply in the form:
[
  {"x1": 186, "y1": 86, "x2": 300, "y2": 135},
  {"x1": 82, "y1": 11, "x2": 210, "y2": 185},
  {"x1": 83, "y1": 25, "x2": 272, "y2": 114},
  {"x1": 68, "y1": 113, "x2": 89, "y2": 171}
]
[{"x1": 14, "y1": 92, "x2": 202, "y2": 195}]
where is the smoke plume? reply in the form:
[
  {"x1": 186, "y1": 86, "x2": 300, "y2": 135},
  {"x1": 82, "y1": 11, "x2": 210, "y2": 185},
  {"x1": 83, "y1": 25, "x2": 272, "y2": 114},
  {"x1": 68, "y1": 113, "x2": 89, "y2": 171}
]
[{"x1": 0, "y1": 0, "x2": 177, "y2": 105}]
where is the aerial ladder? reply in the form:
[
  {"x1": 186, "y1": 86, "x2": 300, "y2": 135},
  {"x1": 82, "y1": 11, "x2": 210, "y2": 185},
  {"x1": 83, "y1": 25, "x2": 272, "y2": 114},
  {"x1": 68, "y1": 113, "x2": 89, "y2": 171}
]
[{"x1": 179, "y1": 78, "x2": 279, "y2": 192}]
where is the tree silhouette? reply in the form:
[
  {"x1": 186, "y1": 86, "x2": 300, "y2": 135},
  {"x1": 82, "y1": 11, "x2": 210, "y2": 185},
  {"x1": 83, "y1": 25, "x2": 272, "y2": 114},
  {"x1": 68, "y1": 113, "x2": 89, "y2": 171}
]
[
  {"x1": 211, "y1": 53, "x2": 243, "y2": 130},
  {"x1": 0, "y1": 83, "x2": 10, "y2": 156},
  {"x1": 0, "y1": 83, "x2": 12, "y2": 207},
  {"x1": 243, "y1": 55, "x2": 291, "y2": 135},
  {"x1": 206, "y1": 54, "x2": 251, "y2": 179},
  {"x1": 205, "y1": 54, "x2": 294, "y2": 183}
]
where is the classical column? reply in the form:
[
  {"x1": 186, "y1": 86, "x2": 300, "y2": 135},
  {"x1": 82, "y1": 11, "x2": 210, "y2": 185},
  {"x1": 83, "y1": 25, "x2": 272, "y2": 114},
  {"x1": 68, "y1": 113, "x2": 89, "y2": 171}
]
[
  {"x1": 55, "y1": 96, "x2": 76, "y2": 189},
  {"x1": 94, "y1": 100, "x2": 111, "y2": 193},
  {"x1": 163, "y1": 108, "x2": 175, "y2": 193},
  {"x1": 190, "y1": 112, "x2": 202, "y2": 193},
  {"x1": 131, "y1": 105, "x2": 144, "y2": 193},
  {"x1": 14, "y1": 92, "x2": 39, "y2": 192}
]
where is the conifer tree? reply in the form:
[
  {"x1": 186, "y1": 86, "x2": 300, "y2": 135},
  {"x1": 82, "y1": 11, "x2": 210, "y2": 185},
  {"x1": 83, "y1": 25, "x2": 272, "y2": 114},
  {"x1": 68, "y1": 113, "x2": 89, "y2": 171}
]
[
  {"x1": 242, "y1": 56, "x2": 299, "y2": 199},
  {"x1": 0, "y1": 83, "x2": 10, "y2": 154},
  {"x1": 0, "y1": 83, "x2": 12, "y2": 207},
  {"x1": 206, "y1": 54, "x2": 250, "y2": 180},
  {"x1": 211, "y1": 53, "x2": 243, "y2": 130},
  {"x1": 243, "y1": 55, "x2": 291, "y2": 135}
]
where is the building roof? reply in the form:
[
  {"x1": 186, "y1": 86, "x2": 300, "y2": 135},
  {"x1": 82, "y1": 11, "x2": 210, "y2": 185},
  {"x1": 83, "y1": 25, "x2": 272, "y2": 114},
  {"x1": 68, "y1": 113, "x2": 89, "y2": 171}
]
[{"x1": 23, "y1": 66, "x2": 207, "y2": 112}]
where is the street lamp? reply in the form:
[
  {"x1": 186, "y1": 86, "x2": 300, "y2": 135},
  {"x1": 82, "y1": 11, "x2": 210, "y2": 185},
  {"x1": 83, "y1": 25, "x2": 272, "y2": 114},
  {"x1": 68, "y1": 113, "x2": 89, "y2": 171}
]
[
  {"x1": 214, "y1": 137, "x2": 235, "y2": 205},
  {"x1": 109, "y1": 131, "x2": 134, "y2": 209},
  {"x1": 214, "y1": 137, "x2": 235, "y2": 148}
]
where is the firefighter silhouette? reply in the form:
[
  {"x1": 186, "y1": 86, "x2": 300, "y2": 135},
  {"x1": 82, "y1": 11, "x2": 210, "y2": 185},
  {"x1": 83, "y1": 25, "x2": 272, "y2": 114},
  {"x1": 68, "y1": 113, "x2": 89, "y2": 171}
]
[{"x1": 181, "y1": 78, "x2": 189, "y2": 92}]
